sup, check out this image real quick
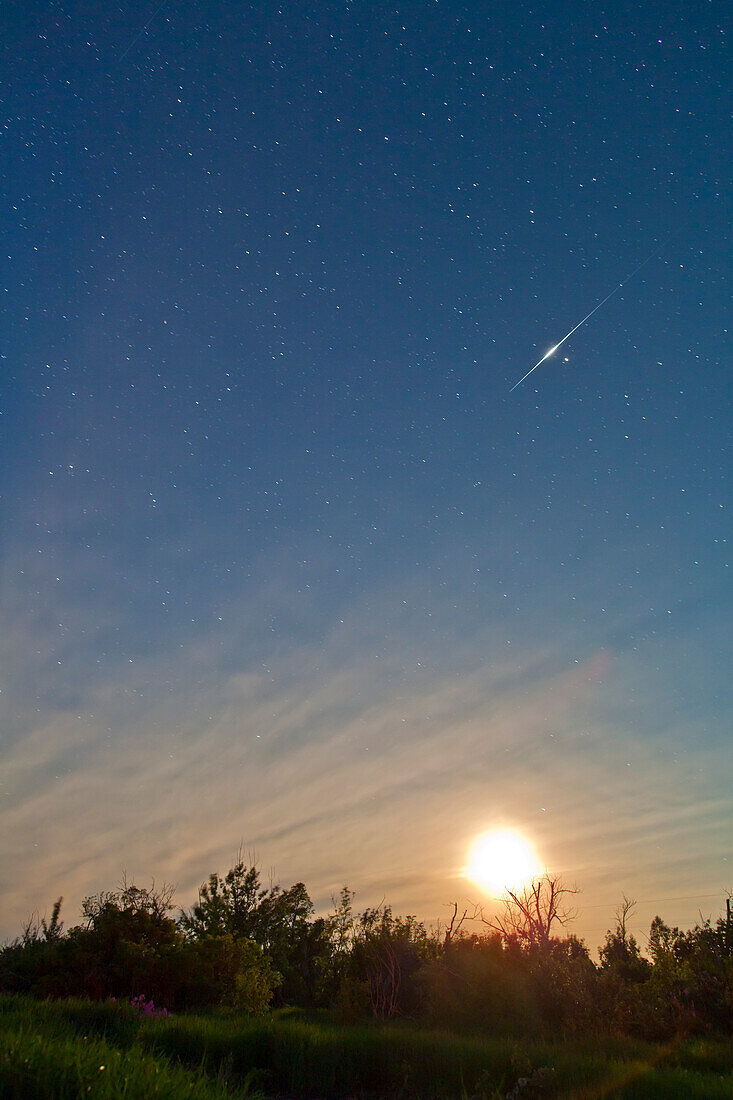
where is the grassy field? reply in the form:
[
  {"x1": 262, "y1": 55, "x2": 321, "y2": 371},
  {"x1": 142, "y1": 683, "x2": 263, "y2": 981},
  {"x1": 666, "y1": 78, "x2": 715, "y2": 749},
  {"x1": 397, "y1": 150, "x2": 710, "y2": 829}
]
[{"x1": 1, "y1": 994, "x2": 731, "y2": 1099}]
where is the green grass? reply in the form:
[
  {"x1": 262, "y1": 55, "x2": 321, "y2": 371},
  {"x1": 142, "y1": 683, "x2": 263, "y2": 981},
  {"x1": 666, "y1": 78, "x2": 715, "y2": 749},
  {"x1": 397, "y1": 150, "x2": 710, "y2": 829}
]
[
  {"x1": 0, "y1": 997, "x2": 260, "y2": 1099},
  {"x1": 1, "y1": 995, "x2": 731, "y2": 1099}
]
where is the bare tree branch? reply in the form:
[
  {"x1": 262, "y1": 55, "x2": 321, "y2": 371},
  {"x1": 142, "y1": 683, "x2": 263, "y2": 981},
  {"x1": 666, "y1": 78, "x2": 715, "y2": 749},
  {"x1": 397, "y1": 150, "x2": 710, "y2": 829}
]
[
  {"x1": 442, "y1": 901, "x2": 469, "y2": 948},
  {"x1": 477, "y1": 874, "x2": 579, "y2": 950}
]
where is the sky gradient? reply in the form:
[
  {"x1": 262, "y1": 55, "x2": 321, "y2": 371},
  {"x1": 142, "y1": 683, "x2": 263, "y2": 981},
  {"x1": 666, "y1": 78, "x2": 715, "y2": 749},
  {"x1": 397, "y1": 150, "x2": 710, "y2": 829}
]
[{"x1": 1, "y1": 0, "x2": 730, "y2": 949}]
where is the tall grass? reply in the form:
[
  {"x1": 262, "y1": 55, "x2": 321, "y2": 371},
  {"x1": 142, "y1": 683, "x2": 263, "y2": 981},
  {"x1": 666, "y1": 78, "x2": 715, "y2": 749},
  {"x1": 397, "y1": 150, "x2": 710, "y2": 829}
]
[
  {"x1": 135, "y1": 1014, "x2": 733, "y2": 1099},
  {"x1": 143, "y1": 1014, "x2": 517, "y2": 1096},
  {"x1": 1, "y1": 994, "x2": 731, "y2": 1099},
  {"x1": 0, "y1": 997, "x2": 259, "y2": 1099}
]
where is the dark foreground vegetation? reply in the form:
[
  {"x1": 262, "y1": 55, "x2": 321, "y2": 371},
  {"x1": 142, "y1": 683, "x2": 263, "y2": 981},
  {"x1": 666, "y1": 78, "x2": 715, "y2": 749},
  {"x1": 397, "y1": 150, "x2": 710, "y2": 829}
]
[
  {"x1": 1, "y1": 859, "x2": 731, "y2": 1096},
  {"x1": 2, "y1": 994, "x2": 732, "y2": 1099}
]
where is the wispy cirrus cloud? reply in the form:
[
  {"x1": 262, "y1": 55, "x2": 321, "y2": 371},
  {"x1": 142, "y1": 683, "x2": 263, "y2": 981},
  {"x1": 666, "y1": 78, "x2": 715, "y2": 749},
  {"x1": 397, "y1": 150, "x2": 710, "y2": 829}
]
[{"x1": 1, "y1": 509, "x2": 731, "y2": 949}]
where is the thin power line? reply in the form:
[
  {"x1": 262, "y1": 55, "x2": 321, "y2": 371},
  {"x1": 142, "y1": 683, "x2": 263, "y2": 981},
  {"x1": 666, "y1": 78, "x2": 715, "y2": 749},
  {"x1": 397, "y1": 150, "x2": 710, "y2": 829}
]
[{"x1": 577, "y1": 892, "x2": 725, "y2": 912}]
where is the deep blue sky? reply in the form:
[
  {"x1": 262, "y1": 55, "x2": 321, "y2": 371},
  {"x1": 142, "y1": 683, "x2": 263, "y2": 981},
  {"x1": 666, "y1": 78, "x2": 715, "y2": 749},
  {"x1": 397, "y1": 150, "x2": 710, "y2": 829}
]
[{"x1": 1, "y1": 1, "x2": 730, "y2": 945}]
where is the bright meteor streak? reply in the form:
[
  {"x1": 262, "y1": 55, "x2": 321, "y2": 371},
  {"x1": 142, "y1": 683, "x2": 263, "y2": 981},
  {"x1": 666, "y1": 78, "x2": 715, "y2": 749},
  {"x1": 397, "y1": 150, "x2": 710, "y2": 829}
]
[{"x1": 509, "y1": 245, "x2": 664, "y2": 392}]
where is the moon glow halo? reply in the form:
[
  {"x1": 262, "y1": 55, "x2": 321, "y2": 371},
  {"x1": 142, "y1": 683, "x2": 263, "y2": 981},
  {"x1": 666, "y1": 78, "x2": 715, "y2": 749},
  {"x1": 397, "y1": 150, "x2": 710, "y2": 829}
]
[{"x1": 466, "y1": 828, "x2": 542, "y2": 897}]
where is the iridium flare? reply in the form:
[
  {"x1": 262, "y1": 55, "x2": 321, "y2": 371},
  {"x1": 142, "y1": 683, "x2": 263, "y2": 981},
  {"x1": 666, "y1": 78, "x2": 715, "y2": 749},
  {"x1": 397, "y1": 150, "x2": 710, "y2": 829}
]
[{"x1": 510, "y1": 245, "x2": 664, "y2": 392}]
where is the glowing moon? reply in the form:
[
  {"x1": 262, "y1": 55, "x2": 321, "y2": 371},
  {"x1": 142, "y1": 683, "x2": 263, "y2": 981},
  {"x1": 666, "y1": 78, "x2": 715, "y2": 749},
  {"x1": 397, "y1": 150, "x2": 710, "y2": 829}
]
[{"x1": 466, "y1": 828, "x2": 541, "y2": 897}]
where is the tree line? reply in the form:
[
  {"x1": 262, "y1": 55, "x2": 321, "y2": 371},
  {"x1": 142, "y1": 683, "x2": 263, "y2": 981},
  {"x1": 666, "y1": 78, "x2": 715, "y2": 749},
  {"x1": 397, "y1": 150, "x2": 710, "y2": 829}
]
[{"x1": 1, "y1": 859, "x2": 731, "y2": 1039}]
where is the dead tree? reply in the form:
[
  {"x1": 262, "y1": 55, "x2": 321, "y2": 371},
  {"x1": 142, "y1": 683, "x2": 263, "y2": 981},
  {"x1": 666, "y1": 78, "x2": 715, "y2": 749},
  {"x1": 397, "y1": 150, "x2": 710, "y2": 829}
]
[
  {"x1": 442, "y1": 901, "x2": 469, "y2": 948},
  {"x1": 479, "y1": 873, "x2": 578, "y2": 950},
  {"x1": 366, "y1": 938, "x2": 401, "y2": 1018}
]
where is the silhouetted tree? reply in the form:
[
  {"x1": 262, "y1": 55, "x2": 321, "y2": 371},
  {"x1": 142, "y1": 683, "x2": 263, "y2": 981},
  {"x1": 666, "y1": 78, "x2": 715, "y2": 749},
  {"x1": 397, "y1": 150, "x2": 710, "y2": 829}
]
[
  {"x1": 180, "y1": 860, "x2": 266, "y2": 941},
  {"x1": 599, "y1": 897, "x2": 649, "y2": 982},
  {"x1": 3, "y1": 860, "x2": 731, "y2": 1037},
  {"x1": 348, "y1": 906, "x2": 437, "y2": 1018},
  {"x1": 645, "y1": 912, "x2": 733, "y2": 1034},
  {"x1": 180, "y1": 859, "x2": 329, "y2": 1005},
  {"x1": 480, "y1": 874, "x2": 579, "y2": 951},
  {"x1": 597, "y1": 897, "x2": 652, "y2": 1035}
]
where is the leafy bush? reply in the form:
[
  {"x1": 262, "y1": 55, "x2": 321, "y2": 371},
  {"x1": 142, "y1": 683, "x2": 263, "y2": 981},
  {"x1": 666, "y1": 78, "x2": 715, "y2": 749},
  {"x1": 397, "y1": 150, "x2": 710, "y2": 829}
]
[{"x1": 2, "y1": 861, "x2": 731, "y2": 1040}]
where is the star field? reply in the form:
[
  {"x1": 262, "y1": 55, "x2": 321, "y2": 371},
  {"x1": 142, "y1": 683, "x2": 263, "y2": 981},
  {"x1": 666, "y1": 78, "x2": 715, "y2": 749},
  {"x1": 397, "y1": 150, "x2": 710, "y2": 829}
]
[{"x1": 1, "y1": 1, "x2": 730, "y2": 943}]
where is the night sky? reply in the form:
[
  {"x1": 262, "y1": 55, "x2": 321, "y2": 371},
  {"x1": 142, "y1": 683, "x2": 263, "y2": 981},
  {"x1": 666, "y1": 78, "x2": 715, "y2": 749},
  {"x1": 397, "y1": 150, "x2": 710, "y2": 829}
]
[{"x1": 2, "y1": 1, "x2": 730, "y2": 947}]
